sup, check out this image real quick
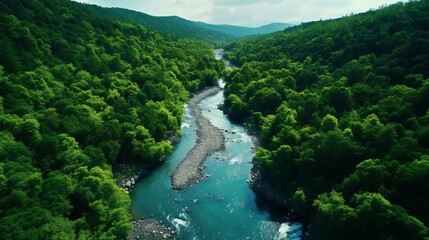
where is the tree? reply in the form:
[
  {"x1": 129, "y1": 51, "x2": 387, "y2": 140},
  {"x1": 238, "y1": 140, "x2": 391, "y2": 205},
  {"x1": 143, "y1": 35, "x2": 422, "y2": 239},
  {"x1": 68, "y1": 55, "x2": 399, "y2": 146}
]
[
  {"x1": 249, "y1": 87, "x2": 282, "y2": 115},
  {"x1": 313, "y1": 130, "x2": 364, "y2": 183},
  {"x1": 225, "y1": 94, "x2": 249, "y2": 121},
  {"x1": 320, "y1": 114, "x2": 338, "y2": 132},
  {"x1": 290, "y1": 188, "x2": 311, "y2": 220},
  {"x1": 312, "y1": 191, "x2": 356, "y2": 240},
  {"x1": 352, "y1": 192, "x2": 428, "y2": 240},
  {"x1": 321, "y1": 86, "x2": 353, "y2": 114},
  {"x1": 41, "y1": 172, "x2": 74, "y2": 216},
  {"x1": 341, "y1": 159, "x2": 390, "y2": 197},
  {"x1": 393, "y1": 156, "x2": 429, "y2": 224}
]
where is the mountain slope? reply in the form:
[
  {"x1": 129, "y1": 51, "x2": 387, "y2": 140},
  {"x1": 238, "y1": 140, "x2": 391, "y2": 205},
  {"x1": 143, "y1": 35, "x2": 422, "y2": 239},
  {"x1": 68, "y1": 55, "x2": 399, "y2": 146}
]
[
  {"x1": 81, "y1": 5, "x2": 293, "y2": 44},
  {"x1": 85, "y1": 6, "x2": 236, "y2": 46},
  {"x1": 190, "y1": 21, "x2": 293, "y2": 37},
  {"x1": 223, "y1": 1, "x2": 429, "y2": 239}
]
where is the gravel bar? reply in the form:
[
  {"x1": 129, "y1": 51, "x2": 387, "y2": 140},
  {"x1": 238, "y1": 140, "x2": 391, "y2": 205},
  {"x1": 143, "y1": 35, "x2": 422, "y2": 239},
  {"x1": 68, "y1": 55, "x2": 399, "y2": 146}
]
[{"x1": 171, "y1": 87, "x2": 225, "y2": 190}]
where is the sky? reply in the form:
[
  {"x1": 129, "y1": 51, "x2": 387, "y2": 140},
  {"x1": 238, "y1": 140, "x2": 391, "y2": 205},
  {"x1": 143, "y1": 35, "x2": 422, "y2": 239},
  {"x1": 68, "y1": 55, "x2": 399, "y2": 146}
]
[{"x1": 74, "y1": 0, "x2": 403, "y2": 27}]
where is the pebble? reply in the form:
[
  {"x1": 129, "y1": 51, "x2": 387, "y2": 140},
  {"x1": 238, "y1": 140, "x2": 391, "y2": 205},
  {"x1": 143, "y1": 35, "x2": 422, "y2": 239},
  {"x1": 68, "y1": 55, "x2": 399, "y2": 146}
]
[{"x1": 130, "y1": 218, "x2": 175, "y2": 240}]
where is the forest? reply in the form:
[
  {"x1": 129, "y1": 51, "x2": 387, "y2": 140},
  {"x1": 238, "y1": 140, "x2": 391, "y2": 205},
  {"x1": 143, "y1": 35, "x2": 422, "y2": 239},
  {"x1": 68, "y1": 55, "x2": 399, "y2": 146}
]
[
  {"x1": 223, "y1": 0, "x2": 429, "y2": 239},
  {"x1": 0, "y1": 0, "x2": 223, "y2": 238},
  {"x1": 2, "y1": 0, "x2": 429, "y2": 239},
  {"x1": 84, "y1": 6, "x2": 236, "y2": 47}
]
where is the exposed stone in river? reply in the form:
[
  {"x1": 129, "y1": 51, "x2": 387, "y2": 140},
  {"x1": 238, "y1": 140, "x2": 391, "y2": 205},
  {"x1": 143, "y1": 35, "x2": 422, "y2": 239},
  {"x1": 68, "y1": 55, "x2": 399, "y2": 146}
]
[{"x1": 171, "y1": 87, "x2": 225, "y2": 190}]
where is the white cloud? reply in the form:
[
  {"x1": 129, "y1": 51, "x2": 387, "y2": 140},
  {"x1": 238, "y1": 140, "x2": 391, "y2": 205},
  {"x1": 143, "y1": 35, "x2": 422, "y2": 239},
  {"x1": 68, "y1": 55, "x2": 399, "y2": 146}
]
[{"x1": 72, "y1": 0, "x2": 403, "y2": 27}]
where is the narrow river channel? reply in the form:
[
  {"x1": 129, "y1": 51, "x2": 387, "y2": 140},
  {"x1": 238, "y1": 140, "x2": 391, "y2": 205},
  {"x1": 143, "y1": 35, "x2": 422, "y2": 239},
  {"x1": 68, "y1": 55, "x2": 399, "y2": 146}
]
[{"x1": 130, "y1": 49, "x2": 302, "y2": 240}]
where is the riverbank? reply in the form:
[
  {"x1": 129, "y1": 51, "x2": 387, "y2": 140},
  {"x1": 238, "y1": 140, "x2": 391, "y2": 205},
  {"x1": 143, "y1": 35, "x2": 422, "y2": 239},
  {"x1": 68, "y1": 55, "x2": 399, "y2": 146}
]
[
  {"x1": 117, "y1": 86, "x2": 225, "y2": 238},
  {"x1": 114, "y1": 136, "x2": 181, "y2": 238},
  {"x1": 115, "y1": 131, "x2": 181, "y2": 192},
  {"x1": 171, "y1": 86, "x2": 226, "y2": 190},
  {"x1": 248, "y1": 157, "x2": 289, "y2": 207},
  {"x1": 129, "y1": 219, "x2": 175, "y2": 240},
  {"x1": 114, "y1": 165, "x2": 175, "y2": 239}
]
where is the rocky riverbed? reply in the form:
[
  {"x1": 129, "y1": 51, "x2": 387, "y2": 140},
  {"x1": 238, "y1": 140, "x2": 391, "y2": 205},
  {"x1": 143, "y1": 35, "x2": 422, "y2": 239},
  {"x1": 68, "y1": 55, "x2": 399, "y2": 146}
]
[
  {"x1": 129, "y1": 219, "x2": 176, "y2": 240},
  {"x1": 114, "y1": 163, "x2": 175, "y2": 239},
  {"x1": 117, "y1": 86, "x2": 226, "y2": 239},
  {"x1": 171, "y1": 87, "x2": 226, "y2": 190}
]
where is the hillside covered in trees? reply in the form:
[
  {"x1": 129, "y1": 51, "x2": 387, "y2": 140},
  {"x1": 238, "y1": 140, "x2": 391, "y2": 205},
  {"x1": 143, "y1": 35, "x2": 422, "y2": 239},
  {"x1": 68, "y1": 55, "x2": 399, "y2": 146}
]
[
  {"x1": 82, "y1": 6, "x2": 292, "y2": 46},
  {"x1": 183, "y1": 21, "x2": 293, "y2": 38},
  {"x1": 223, "y1": 0, "x2": 429, "y2": 239},
  {"x1": 0, "y1": 0, "x2": 223, "y2": 238},
  {"x1": 84, "y1": 6, "x2": 236, "y2": 47}
]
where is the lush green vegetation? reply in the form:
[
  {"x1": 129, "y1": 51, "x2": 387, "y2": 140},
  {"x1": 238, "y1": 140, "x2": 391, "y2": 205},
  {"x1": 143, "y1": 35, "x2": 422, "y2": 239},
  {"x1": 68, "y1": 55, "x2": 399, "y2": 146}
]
[
  {"x1": 85, "y1": 6, "x2": 236, "y2": 47},
  {"x1": 0, "y1": 0, "x2": 222, "y2": 238},
  {"x1": 84, "y1": 6, "x2": 292, "y2": 45},
  {"x1": 223, "y1": 1, "x2": 429, "y2": 239},
  {"x1": 191, "y1": 22, "x2": 293, "y2": 38}
]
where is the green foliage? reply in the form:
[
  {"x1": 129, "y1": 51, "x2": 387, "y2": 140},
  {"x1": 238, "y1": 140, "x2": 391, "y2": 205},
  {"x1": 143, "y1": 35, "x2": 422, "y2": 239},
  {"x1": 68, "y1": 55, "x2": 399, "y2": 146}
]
[
  {"x1": 223, "y1": 0, "x2": 429, "y2": 238},
  {"x1": 0, "y1": 0, "x2": 223, "y2": 238},
  {"x1": 320, "y1": 114, "x2": 338, "y2": 132},
  {"x1": 86, "y1": 7, "x2": 236, "y2": 47},
  {"x1": 192, "y1": 22, "x2": 293, "y2": 38},
  {"x1": 313, "y1": 191, "x2": 428, "y2": 240},
  {"x1": 86, "y1": 7, "x2": 293, "y2": 46}
]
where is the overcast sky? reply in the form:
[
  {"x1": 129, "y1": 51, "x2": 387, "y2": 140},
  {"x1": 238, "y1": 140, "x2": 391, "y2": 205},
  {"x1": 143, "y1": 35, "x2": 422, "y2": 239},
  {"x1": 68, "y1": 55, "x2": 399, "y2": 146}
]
[{"x1": 74, "y1": 0, "x2": 402, "y2": 27}]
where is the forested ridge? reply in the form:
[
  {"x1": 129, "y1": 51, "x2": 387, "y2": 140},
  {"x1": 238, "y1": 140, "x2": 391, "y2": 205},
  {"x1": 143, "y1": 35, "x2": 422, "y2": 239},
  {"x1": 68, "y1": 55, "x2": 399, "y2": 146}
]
[
  {"x1": 188, "y1": 21, "x2": 293, "y2": 38},
  {"x1": 83, "y1": 6, "x2": 291, "y2": 46},
  {"x1": 0, "y1": 0, "x2": 222, "y2": 238},
  {"x1": 223, "y1": 0, "x2": 429, "y2": 239},
  {"x1": 84, "y1": 6, "x2": 236, "y2": 47}
]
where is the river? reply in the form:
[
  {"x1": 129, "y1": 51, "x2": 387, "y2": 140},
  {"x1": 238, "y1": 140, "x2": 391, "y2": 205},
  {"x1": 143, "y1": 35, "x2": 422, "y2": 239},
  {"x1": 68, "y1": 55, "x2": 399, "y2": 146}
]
[{"x1": 130, "y1": 49, "x2": 302, "y2": 240}]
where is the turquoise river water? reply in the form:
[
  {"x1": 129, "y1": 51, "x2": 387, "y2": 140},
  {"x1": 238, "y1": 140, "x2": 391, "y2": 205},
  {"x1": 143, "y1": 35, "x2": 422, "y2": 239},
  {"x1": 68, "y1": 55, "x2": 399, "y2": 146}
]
[{"x1": 130, "y1": 50, "x2": 302, "y2": 240}]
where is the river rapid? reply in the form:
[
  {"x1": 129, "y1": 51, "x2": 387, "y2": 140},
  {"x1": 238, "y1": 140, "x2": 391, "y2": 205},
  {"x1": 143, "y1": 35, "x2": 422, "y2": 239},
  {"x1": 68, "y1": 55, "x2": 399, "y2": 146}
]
[{"x1": 130, "y1": 49, "x2": 302, "y2": 240}]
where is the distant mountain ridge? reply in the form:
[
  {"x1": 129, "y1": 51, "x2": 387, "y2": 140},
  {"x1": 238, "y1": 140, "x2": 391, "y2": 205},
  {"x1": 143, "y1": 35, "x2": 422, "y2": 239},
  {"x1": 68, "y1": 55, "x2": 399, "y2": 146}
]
[
  {"x1": 86, "y1": 6, "x2": 234, "y2": 46},
  {"x1": 85, "y1": 5, "x2": 293, "y2": 45},
  {"x1": 164, "y1": 15, "x2": 293, "y2": 37},
  {"x1": 188, "y1": 20, "x2": 294, "y2": 37}
]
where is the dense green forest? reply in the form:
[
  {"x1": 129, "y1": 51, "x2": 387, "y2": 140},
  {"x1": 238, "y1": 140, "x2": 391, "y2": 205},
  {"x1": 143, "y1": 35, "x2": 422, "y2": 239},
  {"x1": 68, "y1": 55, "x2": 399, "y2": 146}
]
[
  {"x1": 187, "y1": 21, "x2": 293, "y2": 38},
  {"x1": 83, "y1": 6, "x2": 292, "y2": 46},
  {"x1": 0, "y1": 0, "x2": 222, "y2": 238},
  {"x1": 85, "y1": 6, "x2": 236, "y2": 47},
  {"x1": 223, "y1": 0, "x2": 429, "y2": 239}
]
